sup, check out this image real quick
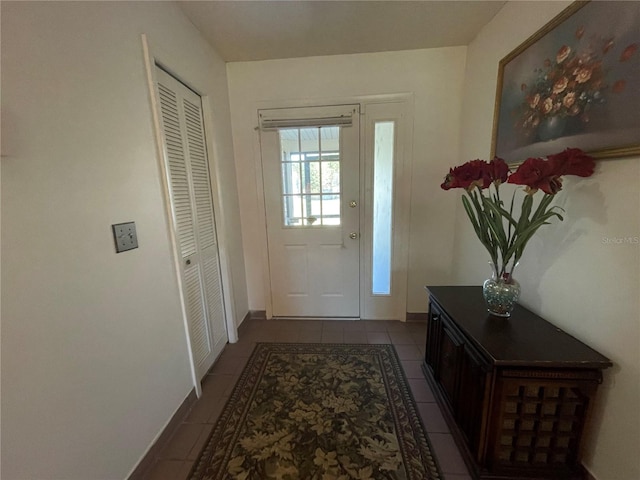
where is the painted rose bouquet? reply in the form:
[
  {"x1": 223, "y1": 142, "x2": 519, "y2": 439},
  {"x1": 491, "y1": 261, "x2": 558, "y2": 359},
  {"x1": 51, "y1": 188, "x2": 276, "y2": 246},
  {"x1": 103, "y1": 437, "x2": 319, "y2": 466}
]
[
  {"x1": 518, "y1": 29, "x2": 637, "y2": 134},
  {"x1": 441, "y1": 148, "x2": 595, "y2": 282}
]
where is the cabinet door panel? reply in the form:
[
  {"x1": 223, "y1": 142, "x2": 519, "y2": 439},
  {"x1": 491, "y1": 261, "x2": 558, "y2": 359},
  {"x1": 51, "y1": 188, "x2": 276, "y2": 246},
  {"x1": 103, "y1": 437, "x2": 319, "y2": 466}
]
[
  {"x1": 425, "y1": 303, "x2": 442, "y2": 373},
  {"x1": 458, "y1": 345, "x2": 488, "y2": 460},
  {"x1": 437, "y1": 324, "x2": 463, "y2": 408}
]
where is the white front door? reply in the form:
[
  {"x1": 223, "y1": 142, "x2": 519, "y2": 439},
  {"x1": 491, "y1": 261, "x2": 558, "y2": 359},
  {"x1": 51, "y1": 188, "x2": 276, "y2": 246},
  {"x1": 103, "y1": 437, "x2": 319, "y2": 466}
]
[
  {"x1": 155, "y1": 67, "x2": 228, "y2": 378},
  {"x1": 260, "y1": 105, "x2": 360, "y2": 318}
]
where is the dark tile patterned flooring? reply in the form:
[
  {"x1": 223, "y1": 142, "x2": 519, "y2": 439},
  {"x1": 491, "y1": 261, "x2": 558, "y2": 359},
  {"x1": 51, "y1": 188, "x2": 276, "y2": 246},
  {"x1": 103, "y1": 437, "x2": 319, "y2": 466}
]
[{"x1": 142, "y1": 318, "x2": 471, "y2": 480}]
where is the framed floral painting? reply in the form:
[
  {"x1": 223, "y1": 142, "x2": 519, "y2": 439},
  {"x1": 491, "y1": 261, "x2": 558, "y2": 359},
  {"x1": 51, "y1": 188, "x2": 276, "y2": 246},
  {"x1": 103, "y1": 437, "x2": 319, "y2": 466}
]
[{"x1": 491, "y1": 1, "x2": 640, "y2": 164}]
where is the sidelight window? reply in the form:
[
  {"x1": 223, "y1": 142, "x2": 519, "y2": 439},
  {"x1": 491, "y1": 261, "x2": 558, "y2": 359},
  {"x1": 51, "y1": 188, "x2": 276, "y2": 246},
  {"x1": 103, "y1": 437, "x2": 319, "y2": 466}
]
[{"x1": 371, "y1": 121, "x2": 395, "y2": 295}]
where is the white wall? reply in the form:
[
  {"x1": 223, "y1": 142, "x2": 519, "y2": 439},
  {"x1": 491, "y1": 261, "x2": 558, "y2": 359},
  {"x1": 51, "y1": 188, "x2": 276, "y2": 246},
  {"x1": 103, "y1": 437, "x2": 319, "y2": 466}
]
[
  {"x1": 226, "y1": 47, "x2": 466, "y2": 313},
  {"x1": 0, "y1": 2, "x2": 247, "y2": 479},
  {"x1": 454, "y1": 2, "x2": 640, "y2": 479}
]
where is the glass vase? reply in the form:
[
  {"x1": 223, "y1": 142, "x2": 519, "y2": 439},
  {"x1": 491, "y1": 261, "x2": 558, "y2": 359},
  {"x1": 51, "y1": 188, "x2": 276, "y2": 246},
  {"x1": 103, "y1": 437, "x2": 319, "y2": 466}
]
[{"x1": 482, "y1": 262, "x2": 521, "y2": 317}]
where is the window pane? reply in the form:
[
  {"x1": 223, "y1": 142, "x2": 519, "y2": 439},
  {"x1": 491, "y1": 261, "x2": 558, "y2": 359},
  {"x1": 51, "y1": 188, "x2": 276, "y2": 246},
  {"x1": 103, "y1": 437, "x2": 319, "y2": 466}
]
[
  {"x1": 299, "y1": 127, "x2": 319, "y2": 154},
  {"x1": 282, "y1": 162, "x2": 301, "y2": 194},
  {"x1": 322, "y1": 217, "x2": 341, "y2": 226},
  {"x1": 321, "y1": 194, "x2": 341, "y2": 225},
  {"x1": 372, "y1": 121, "x2": 394, "y2": 295},
  {"x1": 321, "y1": 161, "x2": 340, "y2": 193},
  {"x1": 278, "y1": 126, "x2": 341, "y2": 228},
  {"x1": 321, "y1": 126, "x2": 339, "y2": 152},
  {"x1": 284, "y1": 194, "x2": 303, "y2": 226},
  {"x1": 302, "y1": 195, "x2": 321, "y2": 225},
  {"x1": 301, "y1": 161, "x2": 321, "y2": 194},
  {"x1": 280, "y1": 129, "x2": 300, "y2": 161}
]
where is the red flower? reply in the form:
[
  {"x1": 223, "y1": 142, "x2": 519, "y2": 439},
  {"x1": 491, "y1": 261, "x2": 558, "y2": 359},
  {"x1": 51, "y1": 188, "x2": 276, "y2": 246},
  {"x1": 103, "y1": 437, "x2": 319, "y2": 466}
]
[
  {"x1": 507, "y1": 157, "x2": 563, "y2": 195},
  {"x1": 488, "y1": 157, "x2": 509, "y2": 185},
  {"x1": 441, "y1": 160, "x2": 489, "y2": 191},
  {"x1": 440, "y1": 171, "x2": 459, "y2": 190},
  {"x1": 620, "y1": 44, "x2": 638, "y2": 62},
  {"x1": 547, "y1": 148, "x2": 595, "y2": 177},
  {"x1": 443, "y1": 150, "x2": 594, "y2": 194}
]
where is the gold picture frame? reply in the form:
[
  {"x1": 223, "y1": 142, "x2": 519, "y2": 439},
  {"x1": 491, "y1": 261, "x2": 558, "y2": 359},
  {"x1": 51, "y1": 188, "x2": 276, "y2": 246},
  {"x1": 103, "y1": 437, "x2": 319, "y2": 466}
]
[{"x1": 491, "y1": 1, "x2": 640, "y2": 164}]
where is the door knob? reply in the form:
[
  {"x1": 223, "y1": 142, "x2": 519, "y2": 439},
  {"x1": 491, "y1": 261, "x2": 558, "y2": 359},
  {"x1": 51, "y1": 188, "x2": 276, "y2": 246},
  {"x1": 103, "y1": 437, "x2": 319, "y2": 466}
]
[
  {"x1": 349, "y1": 232, "x2": 359, "y2": 239},
  {"x1": 349, "y1": 200, "x2": 357, "y2": 208}
]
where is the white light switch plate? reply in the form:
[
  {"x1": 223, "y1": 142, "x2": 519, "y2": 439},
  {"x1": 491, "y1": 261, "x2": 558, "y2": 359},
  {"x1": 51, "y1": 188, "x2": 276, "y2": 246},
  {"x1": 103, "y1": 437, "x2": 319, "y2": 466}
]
[{"x1": 112, "y1": 222, "x2": 138, "y2": 253}]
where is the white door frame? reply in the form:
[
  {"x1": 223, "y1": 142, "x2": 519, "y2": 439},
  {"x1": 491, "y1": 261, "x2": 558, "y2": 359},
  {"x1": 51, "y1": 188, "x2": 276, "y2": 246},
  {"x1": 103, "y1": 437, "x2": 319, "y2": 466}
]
[
  {"x1": 141, "y1": 34, "x2": 239, "y2": 396},
  {"x1": 361, "y1": 101, "x2": 413, "y2": 320},
  {"x1": 253, "y1": 94, "x2": 413, "y2": 320}
]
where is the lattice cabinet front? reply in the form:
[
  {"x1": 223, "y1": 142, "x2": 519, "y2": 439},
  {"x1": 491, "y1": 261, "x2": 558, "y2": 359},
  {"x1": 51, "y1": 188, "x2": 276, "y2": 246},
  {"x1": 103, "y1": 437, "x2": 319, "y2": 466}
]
[{"x1": 488, "y1": 371, "x2": 601, "y2": 477}]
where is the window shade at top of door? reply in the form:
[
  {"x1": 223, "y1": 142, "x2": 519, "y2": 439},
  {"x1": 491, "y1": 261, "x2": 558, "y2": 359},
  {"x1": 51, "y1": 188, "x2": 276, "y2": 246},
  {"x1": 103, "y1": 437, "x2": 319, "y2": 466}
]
[{"x1": 259, "y1": 105, "x2": 357, "y2": 130}]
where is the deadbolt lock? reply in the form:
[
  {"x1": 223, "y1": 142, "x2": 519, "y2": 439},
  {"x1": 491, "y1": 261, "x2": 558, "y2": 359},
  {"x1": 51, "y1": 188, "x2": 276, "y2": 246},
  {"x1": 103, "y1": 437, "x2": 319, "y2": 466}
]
[{"x1": 349, "y1": 232, "x2": 359, "y2": 239}]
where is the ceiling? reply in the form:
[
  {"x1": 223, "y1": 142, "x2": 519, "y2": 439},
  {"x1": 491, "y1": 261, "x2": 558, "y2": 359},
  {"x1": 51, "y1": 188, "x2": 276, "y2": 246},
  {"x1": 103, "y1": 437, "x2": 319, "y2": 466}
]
[{"x1": 179, "y1": 1, "x2": 507, "y2": 62}]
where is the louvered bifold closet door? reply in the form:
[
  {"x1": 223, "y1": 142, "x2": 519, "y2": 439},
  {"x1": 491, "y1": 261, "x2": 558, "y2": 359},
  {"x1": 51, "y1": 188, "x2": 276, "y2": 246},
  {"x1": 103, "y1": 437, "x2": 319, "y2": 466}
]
[
  {"x1": 155, "y1": 67, "x2": 227, "y2": 379},
  {"x1": 182, "y1": 95, "x2": 228, "y2": 351}
]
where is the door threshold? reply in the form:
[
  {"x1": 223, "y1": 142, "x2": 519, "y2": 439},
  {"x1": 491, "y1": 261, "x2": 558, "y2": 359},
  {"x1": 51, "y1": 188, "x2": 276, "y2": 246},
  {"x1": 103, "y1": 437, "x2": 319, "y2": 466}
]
[{"x1": 271, "y1": 316, "x2": 361, "y2": 322}]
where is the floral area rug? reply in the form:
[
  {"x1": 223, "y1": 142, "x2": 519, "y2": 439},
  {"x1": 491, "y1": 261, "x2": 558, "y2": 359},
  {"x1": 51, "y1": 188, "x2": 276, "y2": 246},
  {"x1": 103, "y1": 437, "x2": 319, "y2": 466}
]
[{"x1": 189, "y1": 343, "x2": 442, "y2": 480}]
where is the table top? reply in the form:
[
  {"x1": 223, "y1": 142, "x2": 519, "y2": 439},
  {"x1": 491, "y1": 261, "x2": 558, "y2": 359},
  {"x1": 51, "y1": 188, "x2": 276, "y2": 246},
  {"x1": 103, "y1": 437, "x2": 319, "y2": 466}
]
[{"x1": 426, "y1": 286, "x2": 612, "y2": 369}]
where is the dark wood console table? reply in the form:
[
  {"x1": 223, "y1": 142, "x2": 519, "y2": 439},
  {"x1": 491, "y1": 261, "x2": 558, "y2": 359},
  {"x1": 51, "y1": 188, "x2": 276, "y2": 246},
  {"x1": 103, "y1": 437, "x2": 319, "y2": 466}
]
[{"x1": 422, "y1": 286, "x2": 611, "y2": 480}]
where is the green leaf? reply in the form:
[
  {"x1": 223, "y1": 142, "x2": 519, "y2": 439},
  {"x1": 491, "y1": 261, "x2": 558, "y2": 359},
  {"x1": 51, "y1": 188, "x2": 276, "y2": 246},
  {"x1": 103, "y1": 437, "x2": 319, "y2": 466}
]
[
  {"x1": 463, "y1": 192, "x2": 498, "y2": 264},
  {"x1": 516, "y1": 194, "x2": 533, "y2": 234},
  {"x1": 461, "y1": 196, "x2": 482, "y2": 237},
  {"x1": 530, "y1": 193, "x2": 560, "y2": 224},
  {"x1": 507, "y1": 190, "x2": 516, "y2": 242},
  {"x1": 481, "y1": 197, "x2": 508, "y2": 252},
  {"x1": 484, "y1": 199, "x2": 518, "y2": 228},
  {"x1": 505, "y1": 209, "x2": 563, "y2": 262}
]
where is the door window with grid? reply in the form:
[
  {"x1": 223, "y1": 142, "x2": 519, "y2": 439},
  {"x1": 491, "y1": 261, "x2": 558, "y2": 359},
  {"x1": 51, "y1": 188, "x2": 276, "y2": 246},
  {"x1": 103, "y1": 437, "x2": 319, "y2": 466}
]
[{"x1": 279, "y1": 127, "x2": 341, "y2": 226}]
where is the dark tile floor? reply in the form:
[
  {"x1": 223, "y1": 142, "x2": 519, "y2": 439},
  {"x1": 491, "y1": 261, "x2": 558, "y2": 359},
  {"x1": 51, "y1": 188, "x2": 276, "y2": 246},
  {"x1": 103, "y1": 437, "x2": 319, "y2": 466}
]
[{"x1": 142, "y1": 318, "x2": 472, "y2": 480}]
